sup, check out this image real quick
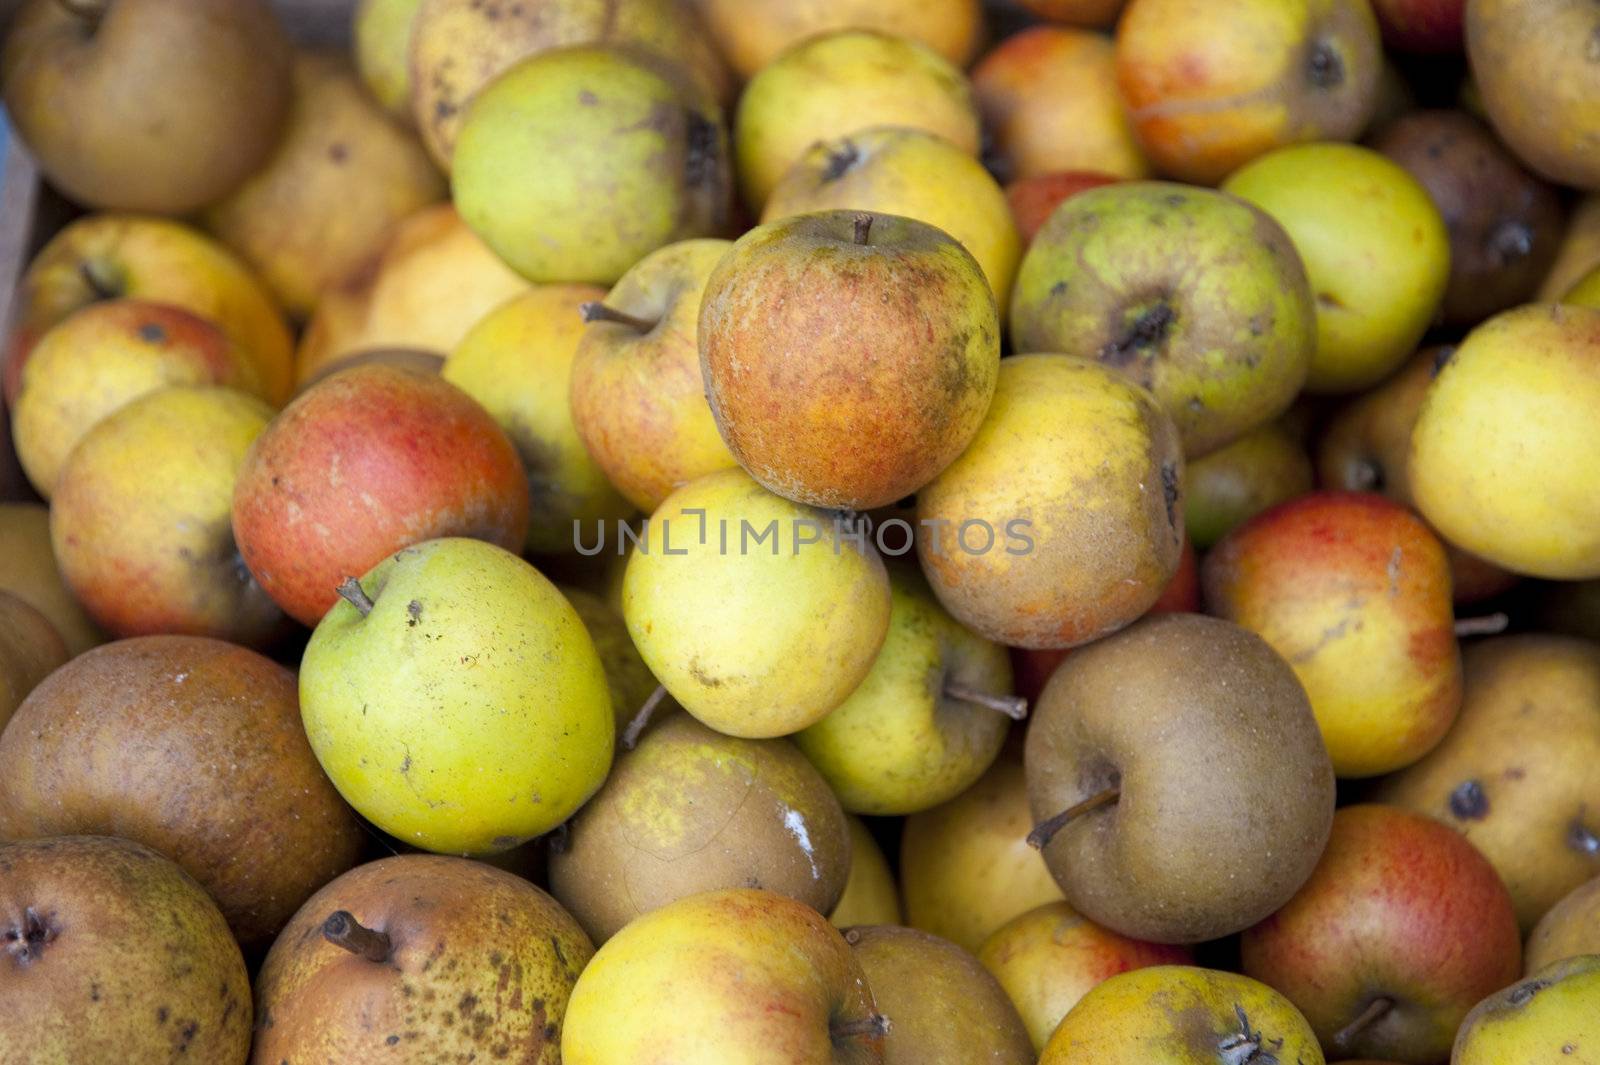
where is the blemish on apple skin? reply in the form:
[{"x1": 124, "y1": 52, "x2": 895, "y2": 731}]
[{"x1": 1448, "y1": 779, "x2": 1490, "y2": 820}]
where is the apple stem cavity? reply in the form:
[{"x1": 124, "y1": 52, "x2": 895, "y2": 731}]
[
  {"x1": 55, "y1": 0, "x2": 109, "y2": 25},
  {"x1": 78, "y1": 258, "x2": 121, "y2": 301},
  {"x1": 1332, "y1": 996, "x2": 1393, "y2": 1050},
  {"x1": 1453, "y1": 613, "x2": 1509, "y2": 638},
  {"x1": 943, "y1": 681, "x2": 1028, "y2": 721},
  {"x1": 852, "y1": 213, "x2": 873, "y2": 246},
  {"x1": 335, "y1": 577, "x2": 376, "y2": 618},
  {"x1": 622, "y1": 685, "x2": 669, "y2": 750},
  {"x1": 830, "y1": 1013, "x2": 891, "y2": 1043},
  {"x1": 1027, "y1": 785, "x2": 1121, "y2": 850},
  {"x1": 322, "y1": 910, "x2": 392, "y2": 963},
  {"x1": 579, "y1": 301, "x2": 657, "y2": 334}
]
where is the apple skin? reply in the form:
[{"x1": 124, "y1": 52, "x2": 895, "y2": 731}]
[
  {"x1": 453, "y1": 46, "x2": 732, "y2": 286},
  {"x1": 561, "y1": 889, "x2": 885, "y2": 1065},
  {"x1": 1116, "y1": 0, "x2": 1381, "y2": 185},
  {"x1": 699, "y1": 0, "x2": 982, "y2": 79},
  {"x1": 978, "y1": 901, "x2": 1192, "y2": 1052},
  {"x1": 4, "y1": 214, "x2": 295, "y2": 407},
  {"x1": 901, "y1": 754, "x2": 1065, "y2": 953},
  {"x1": 294, "y1": 204, "x2": 529, "y2": 385},
  {"x1": 12, "y1": 299, "x2": 265, "y2": 500},
  {"x1": 621, "y1": 467, "x2": 892, "y2": 739},
  {"x1": 441, "y1": 284, "x2": 634, "y2": 556},
  {"x1": 700, "y1": 210, "x2": 998, "y2": 511},
  {"x1": 0, "y1": 0, "x2": 291, "y2": 215},
  {"x1": 1224, "y1": 144, "x2": 1451, "y2": 394},
  {"x1": 353, "y1": 0, "x2": 423, "y2": 123},
  {"x1": 1526, "y1": 877, "x2": 1600, "y2": 973},
  {"x1": 0, "y1": 591, "x2": 68, "y2": 733},
  {"x1": 1454, "y1": 954, "x2": 1600, "y2": 1065},
  {"x1": 204, "y1": 51, "x2": 446, "y2": 320},
  {"x1": 1540, "y1": 194, "x2": 1600, "y2": 300},
  {"x1": 1017, "y1": 0, "x2": 1126, "y2": 26},
  {"x1": 972, "y1": 27, "x2": 1149, "y2": 183},
  {"x1": 50, "y1": 386, "x2": 286, "y2": 647},
  {"x1": 1369, "y1": 0, "x2": 1464, "y2": 50},
  {"x1": 1011, "y1": 181, "x2": 1314, "y2": 458},
  {"x1": 1567, "y1": 266, "x2": 1600, "y2": 309},
  {"x1": 0, "y1": 502, "x2": 102, "y2": 656},
  {"x1": 830, "y1": 817, "x2": 901, "y2": 928},
  {"x1": 301, "y1": 538, "x2": 614, "y2": 854},
  {"x1": 916, "y1": 354, "x2": 1183, "y2": 650},
  {"x1": 252, "y1": 853, "x2": 593, "y2": 1065},
  {"x1": 1040, "y1": 966, "x2": 1325, "y2": 1065},
  {"x1": 734, "y1": 29, "x2": 980, "y2": 212},
  {"x1": 1409, "y1": 304, "x2": 1600, "y2": 579},
  {"x1": 1203, "y1": 492, "x2": 1462, "y2": 778},
  {"x1": 569, "y1": 238, "x2": 739, "y2": 514},
  {"x1": 1467, "y1": 0, "x2": 1600, "y2": 190},
  {"x1": 794, "y1": 567, "x2": 1015, "y2": 816},
  {"x1": 1185, "y1": 421, "x2": 1314, "y2": 549},
  {"x1": 763, "y1": 126, "x2": 1021, "y2": 313},
  {"x1": 1241, "y1": 805, "x2": 1521, "y2": 1064},
  {"x1": 1374, "y1": 110, "x2": 1563, "y2": 327},
  {"x1": 1005, "y1": 171, "x2": 1120, "y2": 246},
  {"x1": 231, "y1": 363, "x2": 528, "y2": 626}
]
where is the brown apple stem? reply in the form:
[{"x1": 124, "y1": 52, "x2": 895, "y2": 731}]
[
  {"x1": 322, "y1": 911, "x2": 391, "y2": 963},
  {"x1": 1333, "y1": 996, "x2": 1393, "y2": 1050},
  {"x1": 943, "y1": 682, "x2": 1028, "y2": 721},
  {"x1": 1454, "y1": 613, "x2": 1509, "y2": 638},
  {"x1": 622, "y1": 684, "x2": 668, "y2": 750},
  {"x1": 335, "y1": 577, "x2": 375, "y2": 618},
  {"x1": 853, "y1": 213, "x2": 873, "y2": 245},
  {"x1": 578, "y1": 301, "x2": 657, "y2": 333},
  {"x1": 1026, "y1": 786, "x2": 1121, "y2": 850},
  {"x1": 830, "y1": 1013, "x2": 891, "y2": 1042}
]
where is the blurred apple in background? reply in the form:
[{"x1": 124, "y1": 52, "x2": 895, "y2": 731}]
[
  {"x1": 0, "y1": 591, "x2": 67, "y2": 732},
  {"x1": 352, "y1": 0, "x2": 423, "y2": 123},
  {"x1": 0, "y1": 503, "x2": 101, "y2": 655},
  {"x1": 697, "y1": 0, "x2": 983, "y2": 78},
  {"x1": 1369, "y1": 0, "x2": 1464, "y2": 51},
  {"x1": 1185, "y1": 421, "x2": 1314, "y2": 549},
  {"x1": 1005, "y1": 171, "x2": 1119, "y2": 246}
]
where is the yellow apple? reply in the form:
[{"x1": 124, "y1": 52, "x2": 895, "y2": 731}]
[{"x1": 830, "y1": 816, "x2": 901, "y2": 929}]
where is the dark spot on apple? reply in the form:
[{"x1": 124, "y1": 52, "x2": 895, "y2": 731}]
[
  {"x1": 328, "y1": 143, "x2": 350, "y2": 164},
  {"x1": 1101, "y1": 300, "x2": 1177, "y2": 369},
  {"x1": 1161, "y1": 463, "x2": 1180, "y2": 530},
  {"x1": 1568, "y1": 820, "x2": 1599, "y2": 855},
  {"x1": 683, "y1": 108, "x2": 720, "y2": 194},
  {"x1": 1051, "y1": 280, "x2": 1069, "y2": 297},
  {"x1": 1508, "y1": 978, "x2": 1550, "y2": 1005},
  {"x1": 1487, "y1": 220, "x2": 1534, "y2": 264},
  {"x1": 1449, "y1": 779, "x2": 1490, "y2": 820},
  {"x1": 434, "y1": 100, "x2": 457, "y2": 121},
  {"x1": 157, "y1": 1006, "x2": 169, "y2": 1024},
  {"x1": 578, "y1": 90, "x2": 598, "y2": 106},
  {"x1": 138, "y1": 321, "x2": 167, "y2": 343},
  {"x1": 407, "y1": 600, "x2": 422, "y2": 626},
  {"x1": 1348, "y1": 457, "x2": 1384, "y2": 493},
  {"x1": 387, "y1": 1035, "x2": 400, "y2": 1046},
  {"x1": 821, "y1": 140, "x2": 860, "y2": 182},
  {"x1": 1306, "y1": 40, "x2": 1344, "y2": 88},
  {"x1": 1316, "y1": 290, "x2": 1345, "y2": 311}
]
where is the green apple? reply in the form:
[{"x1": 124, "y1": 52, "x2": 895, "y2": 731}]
[
  {"x1": 452, "y1": 45, "x2": 731, "y2": 285},
  {"x1": 1184, "y1": 421, "x2": 1314, "y2": 549},
  {"x1": 794, "y1": 567, "x2": 1018, "y2": 815},
  {"x1": 353, "y1": 0, "x2": 424, "y2": 123},
  {"x1": 1454, "y1": 954, "x2": 1600, "y2": 1065},
  {"x1": 300, "y1": 537, "x2": 614, "y2": 854},
  {"x1": 1223, "y1": 142, "x2": 1450, "y2": 394},
  {"x1": 622, "y1": 467, "x2": 892, "y2": 739}
]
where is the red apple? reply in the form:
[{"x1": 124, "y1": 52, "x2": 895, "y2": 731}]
[
  {"x1": 1241, "y1": 804, "x2": 1522, "y2": 1064},
  {"x1": 1370, "y1": 0, "x2": 1465, "y2": 53},
  {"x1": 231, "y1": 364, "x2": 528, "y2": 626},
  {"x1": 1003, "y1": 171, "x2": 1120, "y2": 246}
]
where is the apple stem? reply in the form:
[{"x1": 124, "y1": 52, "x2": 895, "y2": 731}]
[
  {"x1": 579, "y1": 301, "x2": 657, "y2": 334},
  {"x1": 943, "y1": 682, "x2": 1028, "y2": 721},
  {"x1": 1332, "y1": 996, "x2": 1393, "y2": 1050},
  {"x1": 853, "y1": 213, "x2": 873, "y2": 246},
  {"x1": 335, "y1": 577, "x2": 375, "y2": 618},
  {"x1": 1454, "y1": 613, "x2": 1509, "y2": 638},
  {"x1": 322, "y1": 910, "x2": 391, "y2": 963},
  {"x1": 622, "y1": 684, "x2": 668, "y2": 750},
  {"x1": 78, "y1": 259, "x2": 120, "y2": 301},
  {"x1": 1027, "y1": 786, "x2": 1120, "y2": 850},
  {"x1": 830, "y1": 1012, "x2": 891, "y2": 1043}
]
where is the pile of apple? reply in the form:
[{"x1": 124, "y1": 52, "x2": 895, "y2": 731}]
[{"x1": 2, "y1": 0, "x2": 1600, "y2": 1061}]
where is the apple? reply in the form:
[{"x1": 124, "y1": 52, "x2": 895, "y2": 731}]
[
  {"x1": 1203, "y1": 492, "x2": 1462, "y2": 778},
  {"x1": 830, "y1": 817, "x2": 901, "y2": 929},
  {"x1": 231, "y1": 363, "x2": 528, "y2": 626},
  {"x1": 1004, "y1": 171, "x2": 1120, "y2": 246},
  {"x1": 1010, "y1": 181, "x2": 1314, "y2": 458},
  {"x1": 1567, "y1": 265, "x2": 1600, "y2": 309},
  {"x1": 296, "y1": 347, "x2": 444, "y2": 392},
  {"x1": 0, "y1": 0, "x2": 292, "y2": 214},
  {"x1": 569, "y1": 238, "x2": 739, "y2": 514},
  {"x1": 0, "y1": 591, "x2": 67, "y2": 732},
  {"x1": 763, "y1": 126, "x2": 1021, "y2": 312},
  {"x1": 697, "y1": 0, "x2": 982, "y2": 78},
  {"x1": 1116, "y1": 0, "x2": 1381, "y2": 184},
  {"x1": 301, "y1": 537, "x2": 614, "y2": 854},
  {"x1": 1374, "y1": 109, "x2": 1563, "y2": 327},
  {"x1": 294, "y1": 204, "x2": 528, "y2": 385},
  {"x1": 1369, "y1": 0, "x2": 1465, "y2": 51},
  {"x1": 352, "y1": 0, "x2": 424, "y2": 123},
  {"x1": 1454, "y1": 955, "x2": 1600, "y2": 1065},
  {"x1": 1223, "y1": 143, "x2": 1451, "y2": 393},
  {"x1": 408, "y1": 0, "x2": 729, "y2": 168},
  {"x1": 1241, "y1": 805, "x2": 1522, "y2": 1063},
  {"x1": 4, "y1": 214, "x2": 294, "y2": 406},
  {"x1": 621, "y1": 467, "x2": 892, "y2": 739},
  {"x1": 1185, "y1": 421, "x2": 1314, "y2": 548},
  {"x1": 733, "y1": 29, "x2": 981, "y2": 211},
  {"x1": 978, "y1": 901, "x2": 1192, "y2": 1052},
  {"x1": 50, "y1": 386, "x2": 286, "y2": 646},
  {"x1": 700, "y1": 209, "x2": 998, "y2": 510},
  {"x1": 204, "y1": 51, "x2": 446, "y2": 319},
  {"x1": 1409, "y1": 304, "x2": 1600, "y2": 579},
  {"x1": 441, "y1": 284, "x2": 634, "y2": 556},
  {"x1": 1467, "y1": 0, "x2": 1600, "y2": 190},
  {"x1": 0, "y1": 503, "x2": 101, "y2": 655},
  {"x1": 1016, "y1": 0, "x2": 1126, "y2": 26},
  {"x1": 916, "y1": 354, "x2": 1183, "y2": 649},
  {"x1": 1526, "y1": 877, "x2": 1600, "y2": 973},
  {"x1": 561, "y1": 889, "x2": 887, "y2": 1065},
  {"x1": 972, "y1": 27, "x2": 1148, "y2": 182},
  {"x1": 1540, "y1": 194, "x2": 1600, "y2": 300}
]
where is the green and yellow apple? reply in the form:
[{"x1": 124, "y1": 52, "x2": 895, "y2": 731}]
[
  {"x1": 699, "y1": 0, "x2": 982, "y2": 79},
  {"x1": 1527, "y1": 877, "x2": 1600, "y2": 973},
  {"x1": 353, "y1": 0, "x2": 423, "y2": 122},
  {"x1": 300, "y1": 537, "x2": 614, "y2": 854},
  {"x1": 830, "y1": 817, "x2": 901, "y2": 929},
  {"x1": 1453, "y1": 955, "x2": 1600, "y2": 1065},
  {"x1": 560, "y1": 585, "x2": 659, "y2": 738},
  {"x1": 0, "y1": 503, "x2": 101, "y2": 655},
  {"x1": 1185, "y1": 421, "x2": 1313, "y2": 548}
]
